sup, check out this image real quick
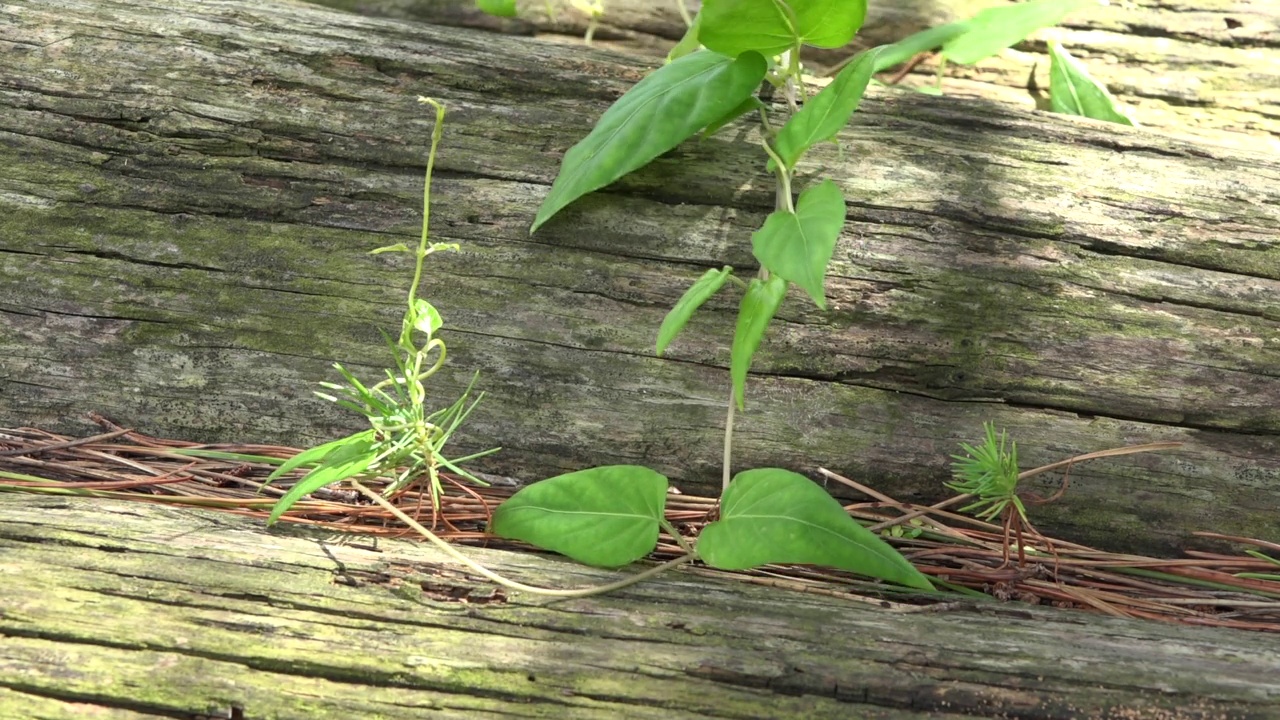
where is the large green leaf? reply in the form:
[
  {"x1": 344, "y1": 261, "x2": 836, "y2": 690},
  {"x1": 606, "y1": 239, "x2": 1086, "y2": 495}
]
[
  {"x1": 699, "y1": 0, "x2": 867, "y2": 57},
  {"x1": 656, "y1": 266, "x2": 734, "y2": 356},
  {"x1": 942, "y1": 0, "x2": 1091, "y2": 66},
  {"x1": 730, "y1": 275, "x2": 787, "y2": 410},
  {"x1": 531, "y1": 50, "x2": 766, "y2": 233},
  {"x1": 702, "y1": 95, "x2": 767, "y2": 140},
  {"x1": 490, "y1": 465, "x2": 669, "y2": 568},
  {"x1": 772, "y1": 47, "x2": 881, "y2": 171},
  {"x1": 750, "y1": 179, "x2": 845, "y2": 309},
  {"x1": 475, "y1": 0, "x2": 517, "y2": 17},
  {"x1": 793, "y1": 0, "x2": 867, "y2": 50},
  {"x1": 697, "y1": 468, "x2": 934, "y2": 590},
  {"x1": 1048, "y1": 42, "x2": 1135, "y2": 126}
]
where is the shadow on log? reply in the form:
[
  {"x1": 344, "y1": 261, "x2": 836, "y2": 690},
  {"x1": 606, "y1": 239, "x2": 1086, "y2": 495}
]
[
  {"x1": 3, "y1": 495, "x2": 1279, "y2": 719},
  {"x1": 312, "y1": 0, "x2": 1280, "y2": 151},
  {"x1": 1, "y1": 0, "x2": 1278, "y2": 556}
]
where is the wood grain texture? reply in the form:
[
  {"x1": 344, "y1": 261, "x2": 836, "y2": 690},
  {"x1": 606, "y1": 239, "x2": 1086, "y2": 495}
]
[
  {"x1": 2, "y1": 495, "x2": 1278, "y2": 719},
  {"x1": 315, "y1": 0, "x2": 1280, "y2": 151},
  {"x1": 0, "y1": 0, "x2": 1278, "y2": 555}
]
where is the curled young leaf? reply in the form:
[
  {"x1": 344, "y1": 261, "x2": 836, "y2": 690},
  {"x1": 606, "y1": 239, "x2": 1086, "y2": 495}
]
[{"x1": 411, "y1": 298, "x2": 443, "y2": 338}]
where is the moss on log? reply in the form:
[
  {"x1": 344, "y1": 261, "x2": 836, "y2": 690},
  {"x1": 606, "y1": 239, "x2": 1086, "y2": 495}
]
[
  {"x1": 0, "y1": 0, "x2": 1278, "y2": 556},
  {"x1": 2, "y1": 496, "x2": 1279, "y2": 719}
]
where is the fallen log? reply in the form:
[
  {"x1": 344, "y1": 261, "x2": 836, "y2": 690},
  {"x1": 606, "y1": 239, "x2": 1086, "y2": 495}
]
[
  {"x1": 313, "y1": 0, "x2": 1280, "y2": 151},
  {"x1": 1, "y1": 0, "x2": 1278, "y2": 556},
  {"x1": 3, "y1": 495, "x2": 1278, "y2": 719}
]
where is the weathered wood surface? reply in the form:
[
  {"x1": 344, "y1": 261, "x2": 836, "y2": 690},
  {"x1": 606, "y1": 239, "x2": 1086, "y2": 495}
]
[
  {"x1": 1, "y1": 0, "x2": 1279, "y2": 556},
  {"x1": 313, "y1": 0, "x2": 1280, "y2": 152},
  {"x1": 3, "y1": 495, "x2": 1278, "y2": 720}
]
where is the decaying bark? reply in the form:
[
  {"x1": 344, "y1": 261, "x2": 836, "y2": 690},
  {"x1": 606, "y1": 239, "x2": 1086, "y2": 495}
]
[
  {"x1": 311, "y1": 0, "x2": 1280, "y2": 152},
  {"x1": 3, "y1": 496, "x2": 1278, "y2": 719},
  {"x1": 1, "y1": 0, "x2": 1278, "y2": 555}
]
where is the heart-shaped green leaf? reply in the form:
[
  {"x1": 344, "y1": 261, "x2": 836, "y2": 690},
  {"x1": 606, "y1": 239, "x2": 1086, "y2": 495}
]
[
  {"x1": 698, "y1": 0, "x2": 797, "y2": 57},
  {"x1": 750, "y1": 179, "x2": 845, "y2": 309},
  {"x1": 698, "y1": 468, "x2": 934, "y2": 590},
  {"x1": 491, "y1": 465, "x2": 669, "y2": 568},
  {"x1": 531, "y1": 50, "x2": 766, "y2": 233},
  {"x1": 730, "y1": 275, "x2": 786, "y2": 410},
  {"x1": 942, "y1": 0, "x2": 1091, "y2": 66},
  {"x1": 791, "y1": 0, "x2": 868, "y2": 50},
  {"x1": 656, "y1": 266, "x2": 734, "y2": 356},
  {"x1": 1048, "y1": 42, "x2": 1135, "y2": 126},
  {"x1": 699, "y1": 0, "x2": 868, "y2": 57}
]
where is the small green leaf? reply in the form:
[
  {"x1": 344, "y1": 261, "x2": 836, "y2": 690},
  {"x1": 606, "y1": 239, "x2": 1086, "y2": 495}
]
[
  {"x1": 699, "y1": 0, "x2": 868, "y2": 57},
  {"x1": 475, "y1": 0, "x2": 518, "y2": 18},
  {"x1": 369, "y1": 243, "x2": 412, "y2": 255},
  {"x1": 667, "y1": 11, "x2": 703, "y2": 62},
  {"x1": 750, "y1": 179, "x2": 845, "y2": 309},
  {"x1": 491, "y1": 465, "x2": 670, "y2": 567},
  {"x1": 531, "y1": 50, "x2": 767, "y2": 233},
  {"x1": 697, "y1": 468, "x2": 934, "y2": 590},
  {"x1": 872, "y1": 21, "x2": 970, "y2": 73},
  {"x1": 1048, "y1": 42, "x2": 1135, "y2": 126},
  {"x1": 773, "y1": 47, "x2": 881, "y2": 171},
  {"x1": 730, "y1": 275, "x2": 786, "y2": 410},
  {"x1": 702, "y1": 95, "x2": 766, "y2": 139},
  {"x1": 656, "y1": 266, "x2": 734, "y2": 356},
  {"x1": 267, "y1": 435, "x2": 380, "y2": 525},
  {"x1": 942, "y1": 0, "x2": 1091, "y2": 66}
]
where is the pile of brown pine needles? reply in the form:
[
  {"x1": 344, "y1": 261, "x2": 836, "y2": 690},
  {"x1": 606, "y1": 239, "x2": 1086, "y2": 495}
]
[{"x1": 2, "y1": 417, "x2": 1277, "y2": 633}]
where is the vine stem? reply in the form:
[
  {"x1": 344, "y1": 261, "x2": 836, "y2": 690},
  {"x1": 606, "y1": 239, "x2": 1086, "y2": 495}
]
[
  {"x1": 676, "y1": 0, "x2": 692, "y2": 27},
  {"x1": 351, "y1": 480, "x2": 696, "y2": 597},
  {"x1": 722, "y1": 384, "x2": 735, "y2": 491},
  {"x1": 720, "y1": 53, "x2": 801, "y2": 492},
  {"x1": 411, "y1": 98, "x2": 445, "y2": 306}
]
